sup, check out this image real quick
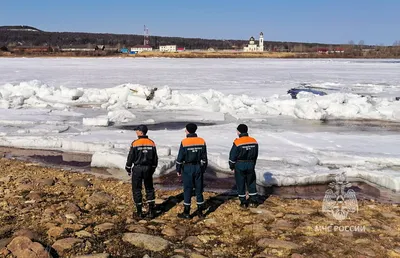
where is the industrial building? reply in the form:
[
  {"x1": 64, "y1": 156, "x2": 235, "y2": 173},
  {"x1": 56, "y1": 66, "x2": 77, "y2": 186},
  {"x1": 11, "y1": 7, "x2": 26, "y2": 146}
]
[
  {"x1": 159, "y1": 45, "x2": 177, "y2": 52},
  {"x1": 130, "y1": 45, "x2": 153, "y2": 52}
]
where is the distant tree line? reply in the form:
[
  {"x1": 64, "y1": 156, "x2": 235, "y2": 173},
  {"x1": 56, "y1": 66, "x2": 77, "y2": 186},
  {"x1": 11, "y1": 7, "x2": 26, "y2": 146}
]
[
  {"x1": 0, "y1": 29, "x2": 335, "y2": 50},
  {"x1": 1, "y1": 28, "x2": 399, "y2": 58}
]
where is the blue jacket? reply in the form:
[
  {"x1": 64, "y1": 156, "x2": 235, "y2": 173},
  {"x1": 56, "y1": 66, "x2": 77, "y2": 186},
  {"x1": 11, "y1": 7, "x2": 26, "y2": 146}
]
[
  {"x1": 229, "y1": 133, "x2": 258, "y2": 170},
  {"x1": 176, "y1": 133, "x2": 208, "y2": 173}
]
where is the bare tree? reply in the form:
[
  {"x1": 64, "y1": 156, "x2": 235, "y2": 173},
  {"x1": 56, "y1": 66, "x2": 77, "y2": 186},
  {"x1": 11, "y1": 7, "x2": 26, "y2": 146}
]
[
  {"x1": 358, "y1": 40, "x2": 365, "y2": 46},
  {"x1": 293, "y1": 44, "x2": 304, "y2": 52},
  {"x1": 348, "y1": 40, "x2": 354, "y2": 45}
]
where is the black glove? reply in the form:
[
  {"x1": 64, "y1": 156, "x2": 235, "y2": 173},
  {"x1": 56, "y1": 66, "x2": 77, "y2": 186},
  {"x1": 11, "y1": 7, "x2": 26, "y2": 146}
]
[
  {"x1": 125, "y1": 166, "x2": 132, "y2": 176},
  {"x1": 200, "y1": 160, "x2": 207, "y2": 173}
]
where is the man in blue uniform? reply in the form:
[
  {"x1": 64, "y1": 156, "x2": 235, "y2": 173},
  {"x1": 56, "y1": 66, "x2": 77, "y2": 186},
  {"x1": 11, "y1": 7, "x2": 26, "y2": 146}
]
[
  {"x1": 125, "y1": 125, "x2": 158, "y2": 219},
  {"x1": 176, "y1": 123, "x2": 208, "y2": 219},
  {"x1": 229, "y1": 124, "x2": 259, "y2": 208}
]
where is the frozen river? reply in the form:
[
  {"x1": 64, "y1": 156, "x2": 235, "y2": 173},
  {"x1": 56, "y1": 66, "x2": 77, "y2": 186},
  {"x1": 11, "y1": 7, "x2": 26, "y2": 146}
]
[{"x1": 0, "y1": 58, "x2": 399, "y2": 193}]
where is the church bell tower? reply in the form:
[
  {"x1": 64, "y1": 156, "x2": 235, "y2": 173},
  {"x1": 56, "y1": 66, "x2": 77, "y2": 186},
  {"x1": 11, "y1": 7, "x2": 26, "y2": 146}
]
[{"x1": 259, "y1": 32, "x2": 264, "y2": 51}]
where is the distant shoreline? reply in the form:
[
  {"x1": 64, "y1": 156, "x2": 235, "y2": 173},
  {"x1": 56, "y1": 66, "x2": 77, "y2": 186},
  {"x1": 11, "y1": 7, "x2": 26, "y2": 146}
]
[{"x1": 2, "y1": 51, "x2": 400, "y2": 59}]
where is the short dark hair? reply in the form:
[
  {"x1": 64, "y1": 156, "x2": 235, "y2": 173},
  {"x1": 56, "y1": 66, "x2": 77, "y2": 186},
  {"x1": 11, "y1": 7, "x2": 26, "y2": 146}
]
[
  {"x1": 186, "y1": 123, "x2": 197, "y2": 134},
  {"x1": 134, "y1": 124, "x2": 148, "y2": 135},
  {"x1": 237, "y1": 124, "x2": 248, "y2": 133}
]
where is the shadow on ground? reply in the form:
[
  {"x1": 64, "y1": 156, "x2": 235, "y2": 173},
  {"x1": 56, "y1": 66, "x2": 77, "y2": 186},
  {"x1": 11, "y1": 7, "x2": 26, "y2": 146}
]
[{"x1": 154, "y1": 192, "x2": 185, "y2": 218}]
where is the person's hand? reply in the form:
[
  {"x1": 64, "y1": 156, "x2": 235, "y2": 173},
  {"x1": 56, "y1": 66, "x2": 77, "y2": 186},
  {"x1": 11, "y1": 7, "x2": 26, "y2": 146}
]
[
  {"x1": 177, "y1": 171, "x2": 181, "y2": 177},
  {"x1": 125, "y1": 166, "x2": 131, "y2": 176}
]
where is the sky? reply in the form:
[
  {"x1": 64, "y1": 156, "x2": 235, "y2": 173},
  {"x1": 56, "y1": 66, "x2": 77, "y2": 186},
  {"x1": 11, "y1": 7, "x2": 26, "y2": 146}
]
[{"x1": 1, "y1": 0, "x2": 399, "y2": 45}]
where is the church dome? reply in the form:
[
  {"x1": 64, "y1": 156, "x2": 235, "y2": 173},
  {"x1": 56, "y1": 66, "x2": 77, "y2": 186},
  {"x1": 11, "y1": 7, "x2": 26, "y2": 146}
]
[
  {"x1": 249, "y1": 36, "x2": 255, "y2": 41},
  {"x1": 260, "y1": 32, "x2": 263, "y2": 36}
]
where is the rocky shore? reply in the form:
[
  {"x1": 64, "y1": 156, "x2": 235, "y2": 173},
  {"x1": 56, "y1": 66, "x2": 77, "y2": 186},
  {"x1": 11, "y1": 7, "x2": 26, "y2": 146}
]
[{"x1": 0, "y1": 158, "x2": 399, "y2": 258}]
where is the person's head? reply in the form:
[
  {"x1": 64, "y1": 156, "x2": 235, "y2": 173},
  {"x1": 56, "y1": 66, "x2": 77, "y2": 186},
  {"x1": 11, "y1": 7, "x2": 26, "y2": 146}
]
[
  {"x1": 134, "y1": 124, "x2": 148, "y2": 137},
  {"x1": 236, "y1": 124, "x2": 248, "y2": 136},
  {"x1": 185, "y1": 123, "x2": 197, "y2": 135}
]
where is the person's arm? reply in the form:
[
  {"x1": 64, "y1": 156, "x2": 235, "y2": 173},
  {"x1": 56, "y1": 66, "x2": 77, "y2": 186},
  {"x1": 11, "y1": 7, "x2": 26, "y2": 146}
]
[
  {"x1": 176, "y1": 142, "x2": 185, "y2": 175},
  {"x1": 152, "y1": 145, "x2": 158, "y2": 173},
  {"x1": 201, "y1": 142, "x2": 208, "y2": 172},
  {"x1": 254, "y1": 143, "x2": 258, "y2": 166},
  {"x1": 229, "y1": 142, "x2": 238, "y2": 171},
  {"x1": 125, "y1": 142, "x2": 136, "y2": 175}
]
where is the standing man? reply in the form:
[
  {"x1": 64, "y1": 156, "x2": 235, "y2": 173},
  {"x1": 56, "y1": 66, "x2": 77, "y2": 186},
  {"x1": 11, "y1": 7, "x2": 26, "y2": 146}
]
[
  {"x1": 229, "y1": 124, "x2": 259, "y2": 208},
  {"x1": 125, "y1": 125, "x2": 158, "y2": 219},
  {"x1": 176, "y1": 123, "x2": 208, "y2": 219}
]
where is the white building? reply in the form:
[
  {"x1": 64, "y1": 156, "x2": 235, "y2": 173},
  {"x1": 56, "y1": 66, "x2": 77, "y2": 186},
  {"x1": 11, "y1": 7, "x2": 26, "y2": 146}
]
[
  {"x1": 159, "y1": 45, "x2": 177, "y2": 52},
  {"x1": 130, "y1": 45, "x2": 153, "y2": 52},
  {"x1": 243, "y1": 32, "x2": 264, "y2": 52}
]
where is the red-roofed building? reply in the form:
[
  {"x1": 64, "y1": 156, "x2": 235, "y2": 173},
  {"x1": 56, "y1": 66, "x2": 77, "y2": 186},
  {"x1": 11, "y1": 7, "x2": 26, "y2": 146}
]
[
  {"x1": 177, "y1": 47, "x2": 185, "y2": 52},
  {"x1": 317, "y1": 48, "x2": 329, "y2": 53},
  {"x1": 332, "y1": 48, "x2": 344, "y2": 53}
]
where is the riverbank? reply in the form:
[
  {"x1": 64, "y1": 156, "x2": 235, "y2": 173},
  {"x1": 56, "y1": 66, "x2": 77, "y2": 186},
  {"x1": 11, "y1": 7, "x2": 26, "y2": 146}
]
[
  {"x1": 0, "y1": 51, "x2": 296, "y2": 58},
  {"x1": 0, "y1": 158, "x2": 399, "y2": 257},
  {"x1": 2, "y1": 146, "x2": 399, "y2": 204},
  {"x1": 132, "y1": 51, "x2": 297, "y2": 58},
  {"x1": 2, "y1": 51, "x2": 398, "y2": 59}
]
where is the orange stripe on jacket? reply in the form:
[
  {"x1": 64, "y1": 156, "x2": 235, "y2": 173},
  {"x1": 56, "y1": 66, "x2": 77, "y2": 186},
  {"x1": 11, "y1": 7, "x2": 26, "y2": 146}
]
[
  {"x1": 132, "y1": 138, "x2": 155, "y2": 147},
  {"x1": 234, "y1": 136, "x2": 257, "y2": 147},
  {"x1": 182, "y1": 137, "x2": 205, "y2": 147}
]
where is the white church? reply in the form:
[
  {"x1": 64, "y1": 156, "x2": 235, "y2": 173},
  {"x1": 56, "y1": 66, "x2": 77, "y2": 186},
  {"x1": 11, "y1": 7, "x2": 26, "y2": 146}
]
[{"x1": 243, "y1": 32, "x2": 264, "y2": 52}]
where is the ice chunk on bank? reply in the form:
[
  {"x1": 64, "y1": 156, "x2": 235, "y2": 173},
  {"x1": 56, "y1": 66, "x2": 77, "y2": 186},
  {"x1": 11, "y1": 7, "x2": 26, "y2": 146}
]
[
  {"x1": 3, "y1": 80, "x2": 400, "y2": 122},
  {"x1": 83, "y1": 116, "x2": 109, "y2": 127},
  {"x1": 107, "y1": 110, "x2": 136, "y2": 123},
  {"x1": 91, "y1": 151, "x2": 176, "y2": 176}
]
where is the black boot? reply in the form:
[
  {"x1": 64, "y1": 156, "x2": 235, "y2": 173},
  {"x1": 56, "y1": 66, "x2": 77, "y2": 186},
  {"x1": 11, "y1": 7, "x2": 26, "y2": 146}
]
[
  {"x1": 177, "y1": 205, "x2": 191, "y2": 219},
  {"x1": 249, "y1": 198, "x2": 259, "y2": 208},
  {"x1": 134, "y1": 204, "x2": 145, "y2": 219},
  {"x1": 197, "y1": 204, "x2": 205, "y2": 219},
  {"x1": 239, "y1": 201, "x2": 248, "y2": 209},
  {"x1": 148, "y1": 202, "x2": 156, "y2": 219}
]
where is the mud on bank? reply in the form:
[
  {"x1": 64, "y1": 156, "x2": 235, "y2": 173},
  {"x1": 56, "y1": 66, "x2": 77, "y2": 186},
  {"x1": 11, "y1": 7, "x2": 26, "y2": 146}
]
[
  {"x1": 0, "y1": 158, "x2": 400, "y2": 257},
  {"x1": 1, "y1": 146, "x2": 399, "y2": 204}
]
